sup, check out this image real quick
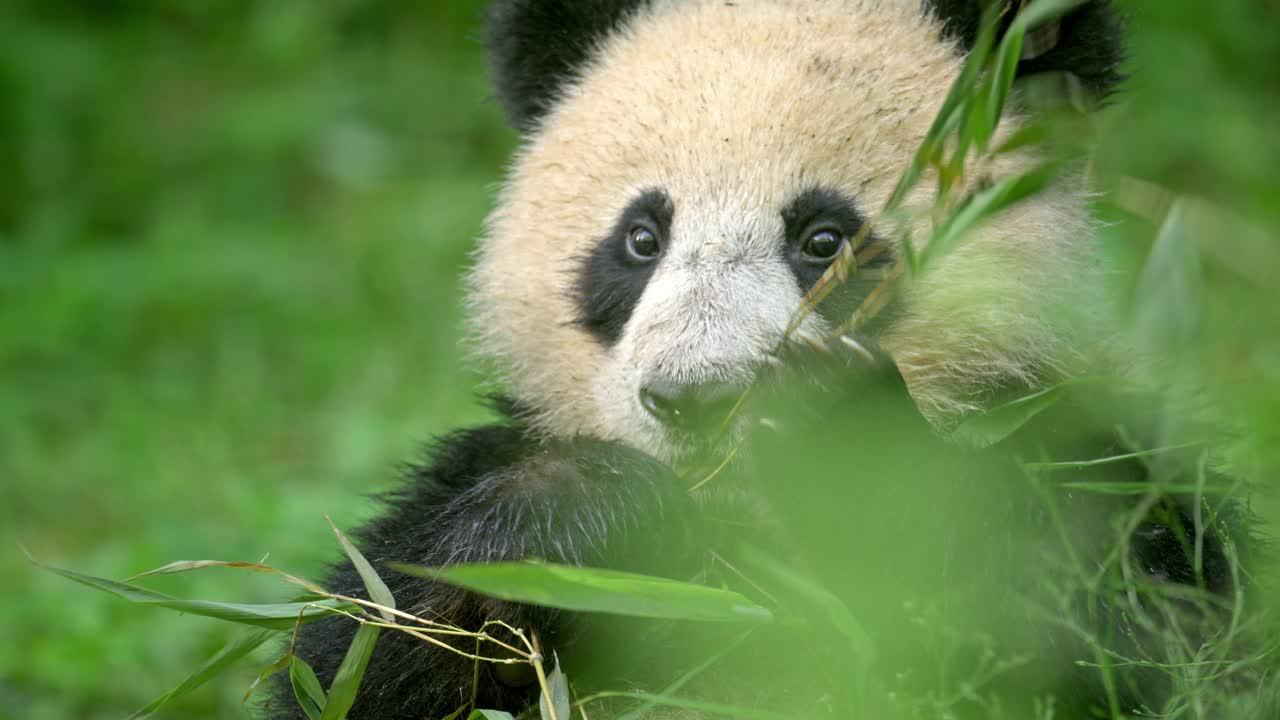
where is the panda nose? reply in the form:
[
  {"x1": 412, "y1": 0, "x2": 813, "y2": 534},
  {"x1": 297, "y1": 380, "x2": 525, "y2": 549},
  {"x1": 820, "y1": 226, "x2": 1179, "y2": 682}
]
[{"x1": 639, "y1": 379, "x2": 746, "y2": 432}]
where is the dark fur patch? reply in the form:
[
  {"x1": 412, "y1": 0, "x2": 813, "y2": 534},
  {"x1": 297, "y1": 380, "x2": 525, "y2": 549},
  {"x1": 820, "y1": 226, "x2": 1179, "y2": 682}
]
[
  {"x1": 780, "y1": 186, "x2": 893, "y2": 324},
  {"x1": 923, "y1": 0, "x2": 1125, "y2": 96},
  {"x1": 266, "y1": 418, "x2": 695, "y2": 719},
  {"x1": 573, "y1": 189, "x2": 674, "y2": 346},
  {"x1": 485, "y1": 0, "x2": 654, "y2": 130}
]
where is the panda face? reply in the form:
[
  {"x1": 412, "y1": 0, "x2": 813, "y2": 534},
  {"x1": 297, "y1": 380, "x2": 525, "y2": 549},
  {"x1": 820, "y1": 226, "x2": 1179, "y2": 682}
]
[
  {"x1": 574, "y1": 184, "x2": 889, "y2": 460},
  {"x1": 469, "y1": 0, "x2": 1102, "y2": 462}
]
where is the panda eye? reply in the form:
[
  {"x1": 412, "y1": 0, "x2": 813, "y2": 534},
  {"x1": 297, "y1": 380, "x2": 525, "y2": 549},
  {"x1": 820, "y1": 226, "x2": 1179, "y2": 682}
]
[
  {"x1": 801, "y1": 228, "x2": 845, "y2": 261},
  {"x1": 626, "y1": 224, "x2": 661, "y2": 261}
]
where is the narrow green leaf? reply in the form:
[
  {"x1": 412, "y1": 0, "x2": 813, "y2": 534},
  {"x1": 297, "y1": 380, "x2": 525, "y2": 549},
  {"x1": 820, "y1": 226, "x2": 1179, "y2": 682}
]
[
  {"x1": 538, "y1": 656, "x2": 570, "y2": 720},
  {"x1": 393, "y1": 561, "x2": 772, "y2": 623},
  {"x1": 1024, "y1": 442, "x2": 1206, "y2": 473},
  {"x1": 886, "y1": 2, "x2": 1001, "y2": 208},
  {"x1": 128, "y1": 559, "x2": 276, "y2": 580},
  {"x1": 327, "y1": 516, "x2": 397, "y2": 622},
  {"x1": 1012, "y1": 0, "x2": 1089, "y2": 34},
  {"x1": 993, "y1": 121, "x2": 1051, "y2": 155},
  {"x1": 291, "y1": 656, "x2": 328, "y2": 720},
  {"x1": 319, "y1": 624, "x2": 380, "y2": 720},
  {"x1": 576, "y1": 691, "x2": 786, "y2": 720},
  {"x1": 127, "y1": 628, "x2": 277, "y2": 719},
  {"x1": 750, "y1": 554, "x2": 870, "y2": 656},
  {"x1": 616, "y1": 630, "x2": 756, "y2": 720},
  {"x1": 127, "y1": 559, "x2": 330, "y2": 598},
  {"x1": 467, "y1": 711, "x2": 517, "y2": 720},
  {"x1": 950, "y1": 384, "x2": 1068, "y2": 448},
  {"x1": 243, "y1": 649, "x2": 295, "y2": 703},
  {"x1": 40, "y1": 562, "x2": 349, "y2": 629},
  {"x1": 919, "y1": 160, "x2": 1063, "y2": 271},
  {"x1": 1055, "y1": 481, "x2": 1235, "y2": 496},
  {"x1": 1133, "y1": 198, "x2": 1203, "y2": 352},
  {"x1": 440, "y1": 706, "x2": 470, "y2": 720}
]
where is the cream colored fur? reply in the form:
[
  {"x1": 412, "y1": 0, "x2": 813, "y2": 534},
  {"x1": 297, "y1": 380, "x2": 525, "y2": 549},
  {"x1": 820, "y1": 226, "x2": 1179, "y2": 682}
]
[{"x1": 467, "y1": 0, "x2": 1102, "y2": 458}]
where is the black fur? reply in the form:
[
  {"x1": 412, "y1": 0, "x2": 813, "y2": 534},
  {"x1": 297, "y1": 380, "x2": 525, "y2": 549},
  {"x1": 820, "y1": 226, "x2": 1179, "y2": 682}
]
[
  {"x1": 266, "y1": 420, "x2": 701, "y2": 719},
  {"x1": 779, "y1": 186, "x2": 895, "y2": 326},
  {"x1": 573, "y1": 189, "x2": 674, "y2": 346},
  {"x1": 924, "y1": 0, "x2": 1124, "y2": 96},
  {"x1": 485, "y1": 0, "x2": 654, "y2": 130},
  {"x1": 486, "y1": 0, "x2": 1125, "y2": 133},
  {"x1": 781, "y1": 187, "x2": 872, "y2": 293}
]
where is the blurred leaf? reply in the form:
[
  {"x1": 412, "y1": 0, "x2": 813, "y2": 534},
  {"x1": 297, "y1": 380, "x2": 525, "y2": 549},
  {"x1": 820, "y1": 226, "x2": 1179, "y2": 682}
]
[
  {"x1": 1012, "y1": 0, "x2": 1089, "y2": 34},
  {"x1": 244, "y1": 649, "x2": 295, "y2": 703},
  {"x1": 327, "y1": 516, "x2": 396, "y2": 622},
  {"x1": 919, "y1": 160, "x2": 1063, "y2": 272},
  {"x1": 950, "y1": 384, "x2": 1068, "y2": 448},
  {"x1": 576, "y1": 691, "x2": 786, "y2": 720},
  {"x1": 38, "y1": 561, "x2": 349, "y2": 629},
  {"x1": 1133, "y1": 197, "x2": 1203, "y2": 352},
  {"x1": 392, "y1": 561, "x2": 772, "y2": 623},
  {"x1": 1023, "y1": 442, "x2": 1205, "y2": 473},
  {"x1": 467, "y1": 711, "x2": 516, "y2": 720},
  {"x1": 737, "y1": 547, "x2": 872, "y2": 715},
  {"x1": 984, "y1": 18, "x2": 1026, "y2": 147},
  {"x1": 1056, "y1": 481, "x2": 1234, "y2": 495},
  {"x1": 994, "y1": 121, "x2": 1051, "y2": 155},
  {"x1": 319, "y1": 624, "x2": 380, "y2": 720},
  {"x1": 291, "y1": 656, "x2": 328, "y2": 720},
  {"x1": 538, "y1": 656, "x2": 569, "y2": 720},
  {"x1": 127, "y1": 628, "x2": 277, "y2": 719},
  {"x1": 616, "y1": 629, "x2": 755, "y2": 720},
  {"x1": 886, "y1": 1, "x2": 1003, "y2": 209}
]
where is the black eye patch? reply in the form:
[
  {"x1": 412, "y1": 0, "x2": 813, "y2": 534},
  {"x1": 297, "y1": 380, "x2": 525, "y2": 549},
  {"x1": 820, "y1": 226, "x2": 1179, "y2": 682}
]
[
  {"x1": 573, "y1": 189, "x2": 674, "y2": 346},
  {"x1": 780, "y1": 187, "x2": 893, "y2": 322}
]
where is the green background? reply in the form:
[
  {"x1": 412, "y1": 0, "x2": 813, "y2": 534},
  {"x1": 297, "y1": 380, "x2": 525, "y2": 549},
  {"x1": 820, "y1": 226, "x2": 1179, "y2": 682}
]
[
  {"x1": 2, "y1": 2, "x2": 511, "y2": 718},
  {"x1": 3, "y1": 1, "x2": 1278, "y2": 719}
]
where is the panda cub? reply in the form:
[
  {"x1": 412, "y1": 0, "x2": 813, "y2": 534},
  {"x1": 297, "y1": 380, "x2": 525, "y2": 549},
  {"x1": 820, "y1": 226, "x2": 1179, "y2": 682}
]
[{"x1": 271, "y1": 1, "x2": 1238, "y2": 718}]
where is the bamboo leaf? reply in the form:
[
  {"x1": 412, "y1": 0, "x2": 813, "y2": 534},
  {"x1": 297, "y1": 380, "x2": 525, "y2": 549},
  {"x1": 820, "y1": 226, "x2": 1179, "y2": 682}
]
[
  {"x1": 393, "y1": 561, "x2": 772, "y2": 623},
  {"x1": 39, "y1": 561, "x2": 349, "y2": 629},
  {"x1": 291, "y1": 656, "x2": 328, "y2": 720},
  {"x1": 467, "y1": 712, "x2": 517, "y2": 720},
  {"x1": 575, "y1": 691, "x2": 786, "y2": 720},
  {"x1": 327, "y1": 516, "x2": 396, "y2": 622},
  {"x1": 1133, "y1": 198, "x2": 1203, "y2": 352},
  {"x1": 951, "y1": 384, "x2": 1068, "y2": 448},
  {"x1": 319, "y1": 624, "x2": 380, "y2": 719},
  {"x1": 538, "y1": 656, "x2": 570, "y2": 720},
  {"x1": 1012, "y1": 0, "x2": 1089, "y2": 34},
  {"x1": 127, "y1": 628, "x2": 277, "y2": 719},
  {"x1": 886, "y1": 2, "x2": 1003, "y2": 209},
  {"x1": 919, "y1": 160, "x2": 1062, "y2": 271}
]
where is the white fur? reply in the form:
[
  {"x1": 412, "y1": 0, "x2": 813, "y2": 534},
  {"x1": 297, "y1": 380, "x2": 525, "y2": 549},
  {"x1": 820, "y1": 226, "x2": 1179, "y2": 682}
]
[{"x1": 467, "y1": 0, "x2": 1102, "y2": 461}]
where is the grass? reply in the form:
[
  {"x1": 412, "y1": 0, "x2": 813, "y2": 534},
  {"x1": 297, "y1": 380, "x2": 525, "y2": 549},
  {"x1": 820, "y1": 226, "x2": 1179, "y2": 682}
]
[{"x1": 4, "y1": 1, "x2": 1280, "y2": 719}]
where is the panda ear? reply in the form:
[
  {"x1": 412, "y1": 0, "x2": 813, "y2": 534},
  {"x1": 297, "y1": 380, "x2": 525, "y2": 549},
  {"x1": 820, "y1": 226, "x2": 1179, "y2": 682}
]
[
  {"x1": 925, "y1": 0, "x2": 1125, "y2": 97},
  {"x1": 485, "y1": 0, "x2": 652, "y2": 131}
]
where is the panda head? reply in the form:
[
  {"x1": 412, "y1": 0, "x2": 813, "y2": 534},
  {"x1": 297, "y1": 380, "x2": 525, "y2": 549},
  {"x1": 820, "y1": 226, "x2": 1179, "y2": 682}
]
[{"x1": 467, "y1": 0, "x2": 1123, "y2": 463}]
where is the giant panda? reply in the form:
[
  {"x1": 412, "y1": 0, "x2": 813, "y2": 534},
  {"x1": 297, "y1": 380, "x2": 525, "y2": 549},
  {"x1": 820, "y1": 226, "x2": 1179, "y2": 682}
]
[{"x1": 268, "y1": 1, "x2": 1244, "y2": 718}]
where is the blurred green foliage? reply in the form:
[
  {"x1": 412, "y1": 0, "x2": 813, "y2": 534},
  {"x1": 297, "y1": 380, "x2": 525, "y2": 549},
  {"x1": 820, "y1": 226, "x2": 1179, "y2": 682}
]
[
  {"x1": 2, "y1": 0, "x2": 1279, "y2": 719},
  {"x1": 1, "y1": 2, "x2": 511, "y2": 718}
]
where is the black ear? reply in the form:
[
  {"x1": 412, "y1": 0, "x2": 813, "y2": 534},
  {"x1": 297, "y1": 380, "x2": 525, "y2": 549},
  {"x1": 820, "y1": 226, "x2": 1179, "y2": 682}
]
[
  {"x1": 485, "y1": 0, "x2": 653, "y2": 131},
  {"x1": 925, "y1": 0, "x2": 1125, "y2": 97}
]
